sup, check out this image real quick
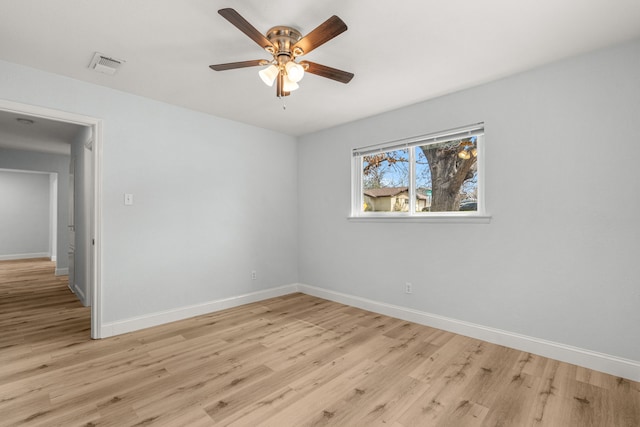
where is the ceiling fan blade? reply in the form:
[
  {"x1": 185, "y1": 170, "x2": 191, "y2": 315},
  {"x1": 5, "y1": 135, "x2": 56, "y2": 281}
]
[
  {"x1": 301, "y1": 61, "x2": 354, "y2": 84},
  {"x1": 218, "y1": 8, "x2": 273, "y2": 50},
  {"x1": 292, "y1": 15, "x2": 347, "y2": 56},
  {"x1": 209, "y1": 60, "x2": 268, "y2": 71}
]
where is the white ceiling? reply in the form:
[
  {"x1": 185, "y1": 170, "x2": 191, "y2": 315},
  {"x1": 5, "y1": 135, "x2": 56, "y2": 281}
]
[{"x1": 1, "y1": 0, "x2": 640, "y2": 139}]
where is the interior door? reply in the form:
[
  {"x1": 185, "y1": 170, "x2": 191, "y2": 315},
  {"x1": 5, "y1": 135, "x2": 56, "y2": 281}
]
[
  {"x1": 82, "y1": 140, "x2": 93, "y2": 305},
  {"x1": 68, "y1": 155, "x2": 75, "y2": 290}
]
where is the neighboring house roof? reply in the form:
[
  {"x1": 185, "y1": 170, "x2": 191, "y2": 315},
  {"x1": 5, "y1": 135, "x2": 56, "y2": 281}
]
[{"x1": 364, "y1": 187, "x2": 427, "y2": 200}]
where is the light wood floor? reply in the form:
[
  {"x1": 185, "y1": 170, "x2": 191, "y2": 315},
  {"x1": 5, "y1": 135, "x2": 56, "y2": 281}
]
[{"x1": 1, "y1": 259, "x2": 639, "y2": 426}]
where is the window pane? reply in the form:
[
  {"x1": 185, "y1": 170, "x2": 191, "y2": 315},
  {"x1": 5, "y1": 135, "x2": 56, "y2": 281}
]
[
  {"x1": 415, "y1": 138, "x2": 478, "y2": 212},
  {"x1": 362, "y1": 148, "x2": 409, "y2": 212}
]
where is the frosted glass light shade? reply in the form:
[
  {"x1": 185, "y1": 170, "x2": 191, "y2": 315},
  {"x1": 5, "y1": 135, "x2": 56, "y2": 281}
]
[
  {"x1": 282, "y1": 75, "x2": 299, "y2": 92},
  {"x1": 258, "y1": 64, "x2": 279, "y2": 86},
  {"x1": 285, "y1": 61, "x2": 304, "y2": 83}
]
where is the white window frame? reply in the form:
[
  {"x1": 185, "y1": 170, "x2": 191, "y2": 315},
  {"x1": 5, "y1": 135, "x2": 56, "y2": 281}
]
[{"x1": 350, "y1": 123, "x2": 491, "y2": 223}]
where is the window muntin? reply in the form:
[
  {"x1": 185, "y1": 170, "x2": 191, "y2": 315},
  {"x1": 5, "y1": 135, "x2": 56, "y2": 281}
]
[{"x1": 352, "y1": 124, "x2": 484, "y2": 217}]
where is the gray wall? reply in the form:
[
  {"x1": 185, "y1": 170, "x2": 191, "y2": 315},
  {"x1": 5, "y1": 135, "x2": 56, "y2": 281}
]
[
  {"x1": 0, "y1": 169, "x2": 50, "y2": 258},
  {"x1": 298, "y1": 39, "x2": 640, "y2": 362},
  {"x1": 0, "y1": 148, "x2": 70, "y2": 269},
  {"x1": 0, "y1": 58, "x2": 299, "y2": 324}
]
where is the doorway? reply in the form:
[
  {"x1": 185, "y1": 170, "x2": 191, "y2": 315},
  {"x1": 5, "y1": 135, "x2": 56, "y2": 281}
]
[{"x1": 0, "y1": 99, "x2": 103, "y2": 339}]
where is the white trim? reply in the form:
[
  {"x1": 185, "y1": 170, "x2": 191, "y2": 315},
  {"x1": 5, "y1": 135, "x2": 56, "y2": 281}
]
[
  {"x1": 49, "y1": 173, "x2": 58, "y2": 264},
  {"x1": 297, "y1": 284, "x2": 640, "y2": 382},
  {"x1": 100, "y1": 285, "x2": 298, "y2": 338},
  {"x1": 0, "y1": 252, "x2": 50, "y2": 261},
  {"x1": 91, "y1": 119, "x2": 103, "y2": 338},
  {"x1": 0, "y1": 99, "x2": 104, "y2": 340},
  {"x1": 0, "y1": 99, "x2": 99, "y2": 126},
  {"x1": 55, "y1": 268, "x2": 69, "y2": 276},
  {"x1": 348, "y1": 214, "x2": 492, "y2": 223}
]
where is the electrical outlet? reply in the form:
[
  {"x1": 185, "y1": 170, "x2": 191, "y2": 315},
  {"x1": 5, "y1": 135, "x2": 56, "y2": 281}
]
[
  {"x1": 405, "y1": 282, "x2": 412, "y2": 294},
  {"x1": 251, "y1": 270, "x2": 257, "y2": 280}
]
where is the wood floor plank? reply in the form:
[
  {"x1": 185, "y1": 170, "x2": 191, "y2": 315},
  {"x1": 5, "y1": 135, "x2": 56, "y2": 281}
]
[
  {"x1": 1, "y1": 258, "x2": 639, "y2": 426},
  {"x1": 255, "y1": 358, "x2": 383, "y2": 427}
]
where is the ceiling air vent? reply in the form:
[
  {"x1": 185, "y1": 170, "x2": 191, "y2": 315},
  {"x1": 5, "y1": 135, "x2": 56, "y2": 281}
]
[{"x1": 88, "y1": 52, "x2": 125, "y2": 75}]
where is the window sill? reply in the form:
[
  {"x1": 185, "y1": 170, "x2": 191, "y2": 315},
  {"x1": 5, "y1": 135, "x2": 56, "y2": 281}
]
[{"x1": 348, "y1": 214, "x2": 492, "y2": 224}]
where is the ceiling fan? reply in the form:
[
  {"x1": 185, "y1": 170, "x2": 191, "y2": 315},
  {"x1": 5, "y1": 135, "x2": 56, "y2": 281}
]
[{"x1": 209, "y1": 8, "x2": 354, "y2": 97}]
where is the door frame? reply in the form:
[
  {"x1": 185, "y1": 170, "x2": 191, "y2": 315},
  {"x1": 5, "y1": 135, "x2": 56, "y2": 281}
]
[{"x1": 0, "y1": 99, "x2": 104, "y2": 339}]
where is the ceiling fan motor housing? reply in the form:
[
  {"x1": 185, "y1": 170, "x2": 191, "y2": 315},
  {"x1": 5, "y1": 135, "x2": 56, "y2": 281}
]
[{"x1": 266, "y1": 26, "x2": 303, "y2": 64}]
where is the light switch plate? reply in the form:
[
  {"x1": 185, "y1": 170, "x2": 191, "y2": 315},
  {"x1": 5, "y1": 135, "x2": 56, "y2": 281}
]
[{"x1": 124, "y1": 193, "x2": 134, "y2": 205}]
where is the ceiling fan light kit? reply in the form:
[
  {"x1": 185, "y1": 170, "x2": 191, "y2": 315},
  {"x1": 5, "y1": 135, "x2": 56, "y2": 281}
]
[
  {"x1": 210, "y1": 8, "x2": 354, "y2": 98},
  {"x1": 259, "y1": 64, "x2": 279, "y2": 86},
  {"x1": 285, "y1": 61, "x2": 304, "y2": 83},
  {"x1": 282, "y1": 75, "x2": 299, "y2": 92}
]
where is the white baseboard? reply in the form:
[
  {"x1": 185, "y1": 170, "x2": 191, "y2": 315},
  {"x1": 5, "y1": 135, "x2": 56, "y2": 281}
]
[
  {"x1": 55, "y1": 268, "x2": 68, "y2": 276},
  {"x1": 101, "y1": 284, "x2": 298, "y2": 338},
  {"x1": 95, "y1": 282, "x2": 639, "y2": 382},
  {"x1": 297, "y1": 284, "x2": 640, "y2": 382},
  {"x1": 0, "y1": 252, "x2": 49, "y2": 261}
]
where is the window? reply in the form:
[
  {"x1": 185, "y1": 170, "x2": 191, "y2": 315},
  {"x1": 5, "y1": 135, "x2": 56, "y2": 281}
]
[{"x1": 351, "y1": 123, "x2": 486, "y2": 219}]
